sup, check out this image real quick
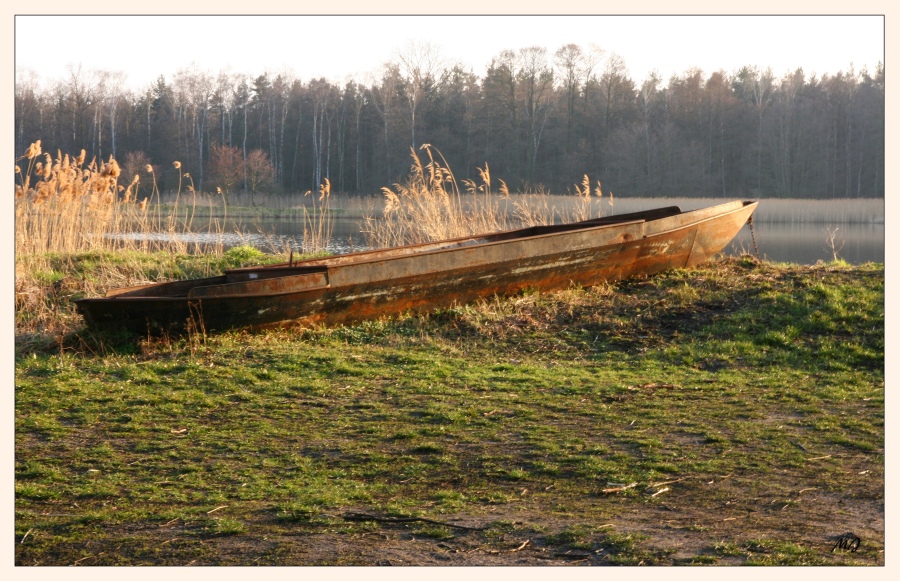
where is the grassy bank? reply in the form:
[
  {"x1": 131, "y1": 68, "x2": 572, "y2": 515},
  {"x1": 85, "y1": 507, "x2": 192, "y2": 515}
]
[
  {"x1": 14, "y1": 256, "x2": 884, "y2": 565},
  {"x1": 14, "y1": 245, "x2": 286, "y2": 353}
]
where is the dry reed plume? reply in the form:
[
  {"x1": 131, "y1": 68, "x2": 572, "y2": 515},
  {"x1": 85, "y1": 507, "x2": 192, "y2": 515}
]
[
  {"x1": 14, "y1": 142, "x2": 228, "y2": 257},
  {"x1": 362, "y1": 144, "x2": 496, "y2": 248},
  {"x1": 302, "y1": 178, "x2": 335, "y2": 254},
  {"x1": 362, "y1": 145, "x2": 611, "y2": 248}
]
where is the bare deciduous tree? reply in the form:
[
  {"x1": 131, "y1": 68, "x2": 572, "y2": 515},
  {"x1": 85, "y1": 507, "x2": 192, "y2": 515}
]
[{"x1": 395, "y1": 40, "x2": 445, "y2": 149}]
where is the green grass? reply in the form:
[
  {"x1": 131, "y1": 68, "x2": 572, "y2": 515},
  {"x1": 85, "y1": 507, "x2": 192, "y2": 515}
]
[
  {"x1": 15, "y1": 245, "x2": 288, "y2": 353},
  {"x1": 14, "y1": 256, "x2": 883, "y2": 565},
  {"x1": 20, "y1": 244, "x2": 278, "y2": 290}
]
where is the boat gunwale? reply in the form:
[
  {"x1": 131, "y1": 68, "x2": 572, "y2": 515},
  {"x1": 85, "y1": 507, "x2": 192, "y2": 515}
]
[
  {"x1": 640, "y1": 200, "x2": 757, "y2": 239},
  {"x1": 224, "y1": 205, "x2": 688, "y2": 274}
]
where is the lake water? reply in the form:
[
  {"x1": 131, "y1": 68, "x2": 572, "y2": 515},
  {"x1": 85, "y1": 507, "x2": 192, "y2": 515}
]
[
  {"x1": 238, "y1": 217, "x2": 885, "y2": 265},
  {"x1": 728, "y1": 221, "x2": 884, "y2": 265},
  {"x1": 111, "y1": 214, "x2": 884, "y2": 265}
]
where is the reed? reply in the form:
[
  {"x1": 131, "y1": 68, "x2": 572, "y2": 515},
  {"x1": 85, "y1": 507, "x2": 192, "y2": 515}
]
[
  {"x1": 570, "y1": 174, "x2": 606, "y2": 223},
  {"x1": 361, "y1": 145, "x2": 609, "y2": 248},
  {"x1": 12, "y1": 141, "x2": 344, "y2": 345},
  {"x1": 301, "y1": 178, "x2": 335, "y2": 255},
  {"x1": 361, "y1": 145, "x2": 499, "y2": 248},
  {"x1": 14, "y1": 143, "x2": 228, "y2": 257},
  {"x1": 509, "y1": 183, "x2": 557, "y2": 227}
]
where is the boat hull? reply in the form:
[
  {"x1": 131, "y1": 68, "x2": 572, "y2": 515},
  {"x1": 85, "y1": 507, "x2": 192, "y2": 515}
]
[{"x1": 75, "y1": 201, "x2": 758, "y2": 334}]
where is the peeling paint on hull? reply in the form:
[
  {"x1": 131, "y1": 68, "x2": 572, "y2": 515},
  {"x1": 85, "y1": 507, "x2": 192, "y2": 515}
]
[{"x1": 75, "y1": 201, "x2": 758, "y2": 334}]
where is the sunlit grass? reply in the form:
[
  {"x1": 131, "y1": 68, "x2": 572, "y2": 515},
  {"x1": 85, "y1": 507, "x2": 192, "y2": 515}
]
[{"x1": 15, "y1": 257, "x2": 883, "y2": 565}]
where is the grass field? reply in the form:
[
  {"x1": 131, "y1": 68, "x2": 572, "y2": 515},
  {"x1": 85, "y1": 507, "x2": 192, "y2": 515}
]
[{"x1": 14, "y1": 256, "x2": 884, "y2": 566}]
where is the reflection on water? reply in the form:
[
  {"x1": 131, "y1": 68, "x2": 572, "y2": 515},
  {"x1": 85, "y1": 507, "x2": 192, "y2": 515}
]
[
  {"x1": 729, "y1": 222, "x2": 884, "y2": 265},
  {"x1": 109, "y1": 216, "x2": 884, "y2": 265}
]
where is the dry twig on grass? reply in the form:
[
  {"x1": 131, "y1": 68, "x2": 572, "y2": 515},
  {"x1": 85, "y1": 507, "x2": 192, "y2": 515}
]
[{"x1": 602, "y1": 482, "x2": 638, "y2": 493}]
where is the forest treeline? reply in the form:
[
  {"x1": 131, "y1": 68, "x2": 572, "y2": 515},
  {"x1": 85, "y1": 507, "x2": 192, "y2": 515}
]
[{"x1": 15, "y1": 43, "x2": 884, "y2": 199}]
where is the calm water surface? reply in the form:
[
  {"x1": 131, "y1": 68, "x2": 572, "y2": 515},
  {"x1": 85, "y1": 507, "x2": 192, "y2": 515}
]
[
  {"x1": 729, "y1": 222, "x2": 883, "y2": 265},
  {"x1": 247, "y1": 217, "x2": 884, "y2": 265},
  {"x1": 112, "y1": 216, "x2": 884, "y2": 265}
]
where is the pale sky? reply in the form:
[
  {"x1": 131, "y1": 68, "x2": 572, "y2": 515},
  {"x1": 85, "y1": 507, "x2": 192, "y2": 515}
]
[{"x1": 15, "y1": 14, "x2": 884, "y2": 91}]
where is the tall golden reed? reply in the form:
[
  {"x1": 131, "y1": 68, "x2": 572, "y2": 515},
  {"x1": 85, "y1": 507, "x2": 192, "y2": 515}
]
[
  {"x1": 301, "y1": 178, "x2": 335, "y2": 254},
  {"x1": 362, "y1": 145, "x2": 609, "y2": 248},
  {"x1": 363, "y1": 145, "x2": 513, "y2": 248},
  {"x1": 14, "y1": 142, "x2": 229, "y2": 257}
]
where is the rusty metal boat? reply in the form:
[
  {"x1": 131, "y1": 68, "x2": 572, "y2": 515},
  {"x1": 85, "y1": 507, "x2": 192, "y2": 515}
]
[{"x1": 75, "y1": 200, "x2": 758, "y2": 334}]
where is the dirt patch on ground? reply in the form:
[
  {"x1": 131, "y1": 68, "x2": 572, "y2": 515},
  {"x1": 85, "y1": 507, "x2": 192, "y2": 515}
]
[{"x1": 39, "y1": 469, "x2": 881, "y2": 567}]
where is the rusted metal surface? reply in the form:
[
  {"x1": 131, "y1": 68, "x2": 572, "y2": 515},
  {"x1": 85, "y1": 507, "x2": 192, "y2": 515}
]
[
  {"x1": 188, "y1": 270, "x2": 328, "y2": 299},
  {"x1": 75, "y1": 200, "x2": 758, "y2": 334}
]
